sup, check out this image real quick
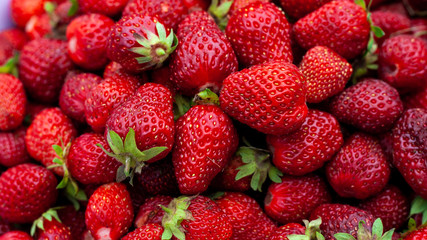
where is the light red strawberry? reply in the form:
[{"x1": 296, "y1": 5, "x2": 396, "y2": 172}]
[
  {"x1": 0, "y1": 127, "x2": 30, "y2": 167},
  {"x1": 223, "y1": 0, "x2": 270, "y2": 16},
  {"x1": 0, "y1": 36, "x2": 14, "y2": 66},
  {"x1": 10, "y1": 0, "x2": 57, "y2": 28},
  {"x1": 0, "y1": 28, "x2": 28, "y2": 50},
  {"x1": 77, "y1": 0, "x2": 128, "y2": 17},
  {"x1": 122, "y1": 223, "x2": 164, "y2": 240},
  {"x1": 36, "y1": 218, "x2": 72, "y2": 240},
  {"x1": 0, "y1": 74, "x2": 27, "y2": 131},
  {"x1": 135, "y1": 195, "x2": 173, "y2": 228},
  {"x1": 25, "y1": 13, "x2": 51, "y2": 40},
  {"x1": 0, "y1": 231, "x2": 33, "y2": 240}
]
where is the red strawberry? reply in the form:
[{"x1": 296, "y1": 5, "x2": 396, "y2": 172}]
[
  {"x1": 215, "y1": 192, "x2": 276, "y2": 240},
  {"x1": 103, "y1": 61, "x2": 148, "y2": 84},
  {"x1": 371, "y1": 11, "x2": 411, "y2": 45},
  {"x1": 122, "y1": 223, "x2": 164, "y2": 240},
  {"x1": 67, "y1": 14, "x2": 115, "y2": 70},
  {"x1": 299, "y1": 46, "x2": 352, "y2": 103},
  {"x1": 150, "y1": 66, "x2": 177, "y2": 96},
  {"x1": 25, "y1": 108, "x2": 77, "y2": 175},
  {"x1": 326, "y1": 133, "x2": 390, "y2": 199},
  {"x1": 219, "y1": 61, "x2": 307, "y2": 136},
  {"x1": 279, "y1": 0, "x2": 329, "y2": 19},
  {"x1": 173, "y1": 103, "x2": 238, "y2": 194},
  {"x1": 0, "y1": 231, "x2": 32, "y2": 240},
  {"x1": 137, "y1": 159, "x2": 179, "y2": 196},
  {"x1": 226, "y1": 2, "x2": 292, "y2": 67},
  {"x1": 267, "y1": 109, "x2": 343, "y2": 176},
  {"x1": 309, "y1": 204, "x2": 374, "y2": 240},
  {"x1": 176, "y1": 10, "x2": 216, "y2": 40},
  {"x1": 19, "y1": 39, "x2": 74, "y2": 104},
  {"x1": 293, "y1": 0, "x2": 370, "y2": 59},
  {"x1": 0, "y1": 36, "x2": 14, "y2": 66},
  {"x1": 377, "y1": 2, "x2": 409, "y2": 17},
  {"x1": 404, "y1": 87, "x2": 427, "y2": 110},
  {"x1": 224, "y1": 0, "x2": 270, "y2": 16},
  {"x1": 77, "y1": 0, "x2": 128, "y2": 17},
  {"x1": 269, "y1": 223, "x2": 305, "y2": 240},
  {"x1": 135, "y1": 195, "x2": 173, "y2": 228},
  {"x1": 211, "y1": 154, "x2": 251, "y2": 192},
  {"x1": 36, "y1": 218, "x2": 72, "y2": 240},
  {"x1": 392, "y1": 108, "x2": 427, "y2": 198},
  {"x1": 57, "y1": 206, "x2": 87, "y2": 240},
  {"x1": 85, "y1": 182, "x2": 134, "y2": 240},
  {"x1": 10, "y1": 0, "x2": 55, "y2": 28},
  {"x1": 359, "y1": 185, "x2": 410, "y2": 231},
  {"x1": 0, "y1": 163, "x2": 57, "y2": 223},
  {"x1": 329, "y1": 79, "x2": 403, "y2": 133},
  {"x1": 0, "y1": 74, "x2": 27, "y2": 131},
  {"x1": 404, "y1": 227, "x2": 427, "y2": 240},
  {"x1": 0, "y1": 127, "x2": 30, "y2": 167},
  {"x1": 0, "y1": 28, "x2": 29, "y2": 50},
  {"x1": 107, "y1": 14, "x2": 177, "y2": 73},
  {"x1": 264, "y1": 174, "x2": 331, "y2": 224},
  {"x1": 378, "y1": 35, "x2": 427, "y2": 92},
  {"x1": 182, "y1": 0, "x2": 209, "y2": 11},
  {"x1": 25, "y1": 13, "x2": 51, "y2": 40}
]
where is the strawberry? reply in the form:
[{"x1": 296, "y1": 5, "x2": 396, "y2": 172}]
[
  {"x1": 404, "y1": 87, "x2": 427, "y2": 110},
  {"x1": 25, "y1": 108, "x2": 77, "y2": 175},
  {"x1": 211, "y1": 154, "x2": 251, "y2": 192},
  {"x1": 268, "y1": 223, "x2": 305, "y2": 240},
  {"x1": 66, "y1": 13, "x2": 115, "y2": 70},
  {"x1": 293, "y1": 0, "x2": 370, "y2": 59},
  {"x1": 0, "y1": 127, "x2": 30, "y2": 167},
  {"x1": 135, "y1": 195, "x2": 173, "y2": 228},
  {"x1": 309, "y1": 204, "x2": 374, "y2": 240},
  {"x1": 392, "y1": 108, "x2": 427, "y2": 199},
  {"x1": 329, "y1": 79, "x2": 403, "y2": 133},
  {"x1": 85, "y1": 182, "x2": 134, "y2": 240},
  {"x1": 215, "y1": 192, "x2": 276, "y2": 240},
  {"x1": 25, "y1": 13, "x2": 51, "y2": 40},
  {"x1": 150, "y1": 66, "x2": 177, "y2": 96},
  {"x1": 122, "y1": 223, "x2": 164, "y2": 240},
  {"x1": 0, "y1": 163, "x2": 57, "y2": 223},
  {"x1": 264, "y1": 174, "x2": 331, "y2": 224},
  {"x1": 36, "y1": 218, "x2": 72, "y2": 240},
  {"x1": 19, "y1": 39, "x2": 74, "y2": 104},
  {"x1": 371, "y1": 11, "x2": 411, "y2": 45},
  {"x1": 359, "y1": 185, "x2": 410, "y2": 231},
  {"x1": 182, "y1": 0, "x2": 210, "y2": 11},
  {"x1": 267, "y1": 109, "x2": 343, "y2": 176},
  {"x1": 278, "y1": 0, "x2": 329, "y2": 19},
  {"x1": 0, "y1": 36, "x2": 14, "y2": 66},
  {"x1": 67, "y1": 133, "x2": 121, "y2": 185},
  {"x1": 0, "y1": 231, "x2": 32, "y2": 240},
  {"x1": 225, "y1": 2, "x2": 292, "y2": 67},
  {"x1": 219, "y1": 61, "x2": 307, "y2": 136},
  {"x1": 0, "y1": 28, "x2": 29, "y2": 50},
  {"x1": 0, "y1": 218, "x2": 12, "y2": 235},
  {"x1": 59, "y1": 73, "x2": 102, "y2": 123},
  {"x1": 326, "y1": 133, "x2": 390, "y2": 199},
  {"x1": 77, "y1": 0, "x2": 128, "y2": 17},
  {"x1": 378, "y1": 35, "x2": 427, "y2": 92},
  {"x1": 299, "y1": 46, "x2": 352, "y2": 103},
  {"x1": 137, "y1": 159, "x2": 179, "y2": 196},
  {"x1": 161, "y1": 195, "x2": 232, "y2": 240},
  {"x1": 0, "y1": 74, "x2": 27, "y2": 131},
  {"x1": 10, "y1": 0, "x2": 56, "y2": 28},
  {"x1": 176, "y1": 10, "x2": 216, "y2": 40},
  {"x1": 107, "y1": 14, "x2": 177, "y2": 73},
  {"x1": 403, "y1": 227, "x2": 427, "y2": 240},
  {"x1": 103, "y1": 61, "x2": 148, "y2": 83},
  {"x1": 123, "y1": 0, "x2": 188, "y2": 31},
  {"x1": 223, "y1": 0, "x2": 270, "y2": 17},
  {"x1": 57, "y1": 206, "x2": 87, "y2": 240},
  {"x1": 377, "y1": 2, "x2": 409, "y2": 17}
]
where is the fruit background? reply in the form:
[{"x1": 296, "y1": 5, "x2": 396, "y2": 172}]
[{"x1": 0, "y1": 0, "x2": 426, "y2": 239}]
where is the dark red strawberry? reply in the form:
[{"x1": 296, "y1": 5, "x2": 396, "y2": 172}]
[
  {"x1": 0, "y1": 74, "x2": 27, "y2": 131},
  {"x1": 392, "y1": 108, "x2": 427, "y2": 199},
  {"x1": 0, "y1": 163, "x2": 57, "y2": 223},
  {"x1": 36, "y1": 218, "x2": 72, "y2": 240},
  {"x1": 77, "y1": 0, "x2": 128, "y2": 17},
  {"x1": 330, "y1": 79, "x2": 403, "y2": 133},
  {"x1": 226, "y1": 2, "x2": 292, "y2": 67},
  {"x1": 122, "y1": 223, "x2": 164, "y2": 240},
  {"x1": 404, "y1": 87, "x2": 427, "y2": 110},
  {"x1": 326, "y1": 133, "x2": 390, "y2": 199},
  {"x1": 293, "y1": 0, "x2": 370, "y2": 59},
  {"x1": 279, "y1": 0, "x2": 329, "y2": 19},
  {"x1": 150, "y1": 66, "x2": 177, "y2": 96},
  {"x1": 57, "y1": 206, "x2": 87, "y2": 240},
  {"x1": 0, "y1": 231, "x2": 32, "y2": 240},
  {"x1": 137, "y1": 159, "x2": 179, "y2": 196},
  {"x1": 267, "y1": 109, "x2": 343, "y2": 176},
  {"x1": 0, "y1": 127, "x2": 30, "y2": 167},
  {"x1": 85, "y1": 183, "x2": 134, "y2": 240},
  {"x1": 215, "y1": 192, "x2": 276, "y2": 240},
  {"x1": 135, "y1": 195, "x2": 173, "y2": 228},
  {"x1": 269, "y1": 223, "x2": 305, "y2": 240},
  {"x1": 0, "y1": 28, "x2": 29, "y2": 50},
  {"x1": 377, "y1": 2, "x2": 409, "y2": 16},
  {"x1": 176, "y1": 10, "x2": 216, "y2": 40},
  {"x1": 19, "y1": 39, "x2": 74, "y2": 104},
  {"x1": 219, "y1": 61, "x2": 307, "y2": 135},
  {"x1": 371, "y1": 11, "x2": 411, "y2": 45},
  {"x1": 0, "y1": 217, "x2": 12, "y2": 235},
  {"x1": 211, "y1": 154, "x2": 251, "y2": 192},
  {"x1": 378, "y1": 35, "x2": 427, "y2": 92}
]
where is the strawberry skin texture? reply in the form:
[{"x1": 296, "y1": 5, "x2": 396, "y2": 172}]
[
  {"x1": 215, "y1": 192, "x2": 276, "y2": 240},
  {"x1": 392, "y1": 108, "x2": 427, "y2": 199},
  {"x1": 85, "y1": 183, "x2": 134, "y2": 240},
  {"x1": 293, "y1": 0, "x2": 370, "y2": 59},
  {"x1": 78, "y1": 0, "x2": 128, "y2": 17},
  {"x1": 0, "y1": 127, "x2": 30, "y2": 167},
  {"x1": 173, "y1": 105, "x2": 238, "y2": 195},
  {"x1": 310, "y1": 204, "x2": 374, "y2": 240},
  {"x1": 0, "y1": 74, "x2": 27, "y2": 131},
  {"x1": 211, "y1": 154, "x2": 251, "y2": 192},
  {"x1": 137, "y1": 159, "x2": 179, "y2": 196},
  {"x1": 122, "y1": 223, "x2": 163, "y2": 240},
  {"x1": 279, "y1": 0, "x2": 330, "y2": 19},
  {"x1": 220, "y1": 61, "x2": 307, "y2": 136},
  {"x1": 404, "y1": 227, "x2": 427, "y2": 240},
  {"x1": 0, "y1": 28, "x2": 29, "y2": 50},
  {"x1": 371, "y1": 11, "x2": 411, "y2": 45},
  {"x1": 404, "y1": 87, "x2": 427, "y2": 110},
  {"x1": 267, "y1": 109, "x2": 343, "y2": 176},
  {"x1": 37, "y1": 218, "x2": 72, "y2": 240},
  {"x1": 0, "y1": 231, "x2": 33, "y2": 240},
  {"x1": 379, "y1": 35, "x2": 427, "y2": 92},
  {"x1": 58, "y1": 206, "x2": 87, "y2": 240},
  {"x1": 19, "y1": 39, "x2": 74, "y2": 104},
  {"x1": 0, "y1": 36, "x2": 14, "y2": 66},
  {"x1": 135, "y1": 195, "x2": 173, "y2": 228},
  {"x1": 299, "y1": 46, "x2": 352, "y2": 103},
  {"x1": 269, "y1": 223, "x2": 305, "y2": 240},
  {"x1": 0, "y1": 164, "x2": 57, "y2": 223},
  {"x1": 226, "y1": 2, "x2": 293, "y2": 67},
  {"x1": 25, "y1": 108, "x2": 77, "y2": 175},
  {"x1": 330, "y1": 79, "x2": 404, "y2": 133},
  {"x1": 176, "y1": 10, "x2": 216, "y2": 41},
  {"x1": 264, "y1": 174, "x2": 331, "y2": 224},
  {"x1": 326, "y1": 133, "x2": 390, "y2": 199}
]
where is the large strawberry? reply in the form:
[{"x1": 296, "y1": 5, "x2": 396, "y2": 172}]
[
  {"x1": 0, "y1": 74, "x2": 27, "y2": 131},
  {"x1": 293, "y1": 0, "x2": 370, "y2": 59},
  {"x1": 220, "y1": 61, "x2": 307, "y2": 136},
  {"x1": 0, "y1": 164, "x2": 57, "y2": 223},
  {"x1": 225, "y1": 2, "x2": 292, "y2": 67},
  {"x1": 77, "y1": 0, "x2": 128, "y2": 17},
  {"x1": 0, "y1": 127, "x2": 30, "y2": 167},
  {"x1": 122, "y1": 223, "x2": 164, "y2": 240}
]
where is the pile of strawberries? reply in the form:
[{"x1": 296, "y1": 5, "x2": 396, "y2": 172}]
[{"x1": 0, "y1": 0, "x2": 426, "y2": 239}]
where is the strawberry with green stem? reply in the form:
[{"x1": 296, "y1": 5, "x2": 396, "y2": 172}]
[
  {"x1": 30, "y1": 207, "x2": 68, "y2": 237},
  {"x1": 285, "y1": 218, "x2": 325, "y2": 240},
  {"x1": 334, "y1": 218, "x2": 394, "y2": 240},
  {"x1": 409, "y1": 196, "x2": 427, "y2": 225}
]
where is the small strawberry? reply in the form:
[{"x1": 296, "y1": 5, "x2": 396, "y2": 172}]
[
  {"x1": 293, "y1": 0, "x2": 370, "y2": 59},
  {"x1": 278, "y1": 0, "x2": 329, "y2": 19},
  {"x1": 122, "y1": 223, "x2": 164, "y2": 240},
  {"x1": 269, "y1": 223, "x2": 305, "y2": 240},
  {"x1": 85, "y1": 182, "x2": 134, "y2": 240},
  {"x1": 0, "y1": 127, "x2": 30, "y2": 167},
  {"x1": 77, "y1": 0, "x2": 128, "y2": 17},
  {"x1": 403, "y1": 87, "x2": 427, "y2": 110},
  {"x1": 215, "y1": 192, "x2": 277, "y2": 240},
  {"x1": 371, "y1": 11, "x2": 411, "y2": 45},
  {"x1": 0, "y1": 231, "x2": 32, "y2": 240},
  {"x1": 219, "y1": 61, "x2": 308, "y2": 136},
  {"x1": 137, "y1": 159, "x2": 179, "y2": 196},
  {"x1": 107, "y1": 14, "x2": 178, "y2": 73},
  {"x1": 0, "y1": 74, "x2": 27, "y2": 131},
  {"x1": 329, "y1": 79, "x2": 403, "y2": 133},
  {"x1": 135, "y1": 195, "x2": 173, "y2": 228},
  {"x1": 326, "y1": 133, "x2": 390, "y2": 199},
  {"x1": 0, "y1": 163, "x2": 57, "y2": 223}
]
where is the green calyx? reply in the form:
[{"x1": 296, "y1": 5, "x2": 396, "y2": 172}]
[
  {"x1": 235, "y1": 146, "x2": 283, "y2": 192},
  {"x1": 161, "y1": 196, "x2": 194, "y2": 240},
  {"x1": 173, "y1": 94, "x2": 192, "y2": 121},
  {"x1": 192, "y1": 88, "x2": 220, "y2": 106},
  {"x1": 288, "y1": 218, "x2": 325, "y2": 240},
  {"x1": 208, "y1": 0, "x2": 233, "y2": 30},
  {"x1": 68, "y1": 0, "x2": 78, "y2": 17},
  {"x1": 97, "y1": 128, "x2": 168, "y2": 185},
  {"x1": 0, "y1": 53, "x2": 19, "y2": 77},
  {"x1": 30, "y1": 207, "x2": 63, "y2": 236},
  {"x1": 334, "y1": 218, "x2": 394, "y2": 240},
  {"x1": 130, "y1": 22, "x2": 178, "y2": 71},
  {"x1": 409, "y1": 196, "x2": 427, "y2": 224}
]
